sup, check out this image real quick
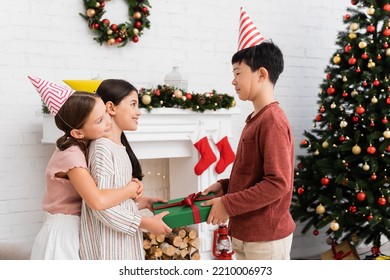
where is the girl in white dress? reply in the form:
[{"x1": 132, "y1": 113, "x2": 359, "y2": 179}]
[{"x1": 80, "y1": 79, "x2": 171, "y2": 260}]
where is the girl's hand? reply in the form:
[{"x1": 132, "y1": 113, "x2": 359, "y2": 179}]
[
  {"x1": 136, "y1": 196, "x2": 168, "y2": 211},
  {"x1": 125, "y1": 180, "x2": 142, "y2": 199},
  {"x1": 140, "y1": 212, "x2": 172, "y2": 236},
  {"x1": 132, "y1": 178, "x2": 144, "y2": 198}
]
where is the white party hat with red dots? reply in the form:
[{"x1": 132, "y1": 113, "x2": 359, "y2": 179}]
[
  {"x1": 238, "y1": 7, "x2": 265, "y2": 51},
  {"x1": 28, "y1": 76, "x2": 74, "y2": 116}
]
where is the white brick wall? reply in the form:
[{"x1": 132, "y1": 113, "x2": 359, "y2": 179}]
[{"x1": 0, "y1": 0, "x2": 349, "y2": 258}]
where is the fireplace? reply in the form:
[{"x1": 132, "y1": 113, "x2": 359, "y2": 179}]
[{"x1": 42, "y1": 107, "x2": 240, "y2": 259}]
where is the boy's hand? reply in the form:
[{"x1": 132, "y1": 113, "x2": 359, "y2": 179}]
[
  {"x1": 202, "y1": 182, "x2": 224, "y2": 197},
  {"x1": 201, "y1": 197, "x2": 229, "y2": 225}
]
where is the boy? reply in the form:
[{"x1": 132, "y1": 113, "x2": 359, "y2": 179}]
[{"x1": 201, "y1": 7, "x2": 295, "y2": 260}]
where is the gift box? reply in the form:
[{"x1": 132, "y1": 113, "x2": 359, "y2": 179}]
[
  {"x1": 152, "y1": 192, "x2": 215, "y2": 229},
  {"x1": 320, "y1": 240, "x2": 360, "y2": 260}
]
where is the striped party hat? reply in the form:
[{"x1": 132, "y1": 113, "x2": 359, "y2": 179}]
[
  {"x1": 238, "y1": 7, "x2": 265, "y2": 51},
  {"x1": 28, "y1": 76, "x2": 74, "y2": 115}
]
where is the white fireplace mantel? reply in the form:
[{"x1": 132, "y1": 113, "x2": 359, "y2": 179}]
[{"x1": 41, "y1": 107, "x2": 240, "y2": 259}]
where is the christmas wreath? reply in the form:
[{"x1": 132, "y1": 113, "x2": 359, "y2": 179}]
[
  {"x1": 80, "y1": 0, "x2": 151, "y2": 47},
  {"x1": 138, "y1": 85, "x2": 236, "y2": 113}
]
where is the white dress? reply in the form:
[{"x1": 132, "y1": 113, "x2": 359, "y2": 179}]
[{"x1": 79, "y1": 138, "x2": 144, "y2": 260}]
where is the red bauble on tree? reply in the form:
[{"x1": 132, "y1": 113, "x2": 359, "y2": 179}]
[
  {"x1": 378, "y1": 197, "x2": 386, "y2": 206},
  {"x1": 367, "y1": 145, "x2": 376, "y2": 154},
  {"x1": 357, "y1": 191, "x2": 366, "y2": 201},
  {"x1": 321, "y1": 177, "x2": 330, "y2": 186},
  {"x1": 355, "y1": 105, "x2": 365, "y2": 115},
  {"x1": 327, "y1": 86, "x2": 335, "y2": 95}
]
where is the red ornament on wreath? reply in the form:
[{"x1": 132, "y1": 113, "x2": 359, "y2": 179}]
[{"x1": 80, "y1": 0, "x2": 152, "y2": 47}]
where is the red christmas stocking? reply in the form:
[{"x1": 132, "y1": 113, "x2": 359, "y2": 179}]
[
  {"x1": 190, "y1": 125, "x2": 217, "y2": 175},
  {"x1": 213, "y1": 130, "x2": 235, "y2": 174}
]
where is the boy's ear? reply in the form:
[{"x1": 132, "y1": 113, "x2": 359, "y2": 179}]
[
  {"x1": 69, "y1": 129, "x2": 84, "y2": 140},
  {"x1": 106, "y1": 101, "x2": 116, "y2": 115},
  {"x1": 257, "y1": 67, "x2": 268, "y2": 82}
]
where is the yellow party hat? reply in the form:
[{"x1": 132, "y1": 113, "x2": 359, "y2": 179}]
[{"x1": 62, "y1": 80, "x2": 102, "y2": 93}]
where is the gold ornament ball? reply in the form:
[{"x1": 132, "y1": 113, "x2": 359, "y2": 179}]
[
  {"x1": 174, "y1": 89, "x2": 183, "y2": 99},
  {"x1": 367, "y1": 7, "x2": 375, "y2": 15},
  {"x1": 331, "y1": 102, "x2": 337, "y2": 109},
  {"x1": 330, "y1": 221, "x2": 340, "y2": 231},
  {"x1": 133, "y1": 28, "x2": 139, "y2": 35},
  {"x1": 133, "y1": 12, "x2": 142, "y2": 19},
  {"x1": 368, "y1": 60, "x2": 376, "y2": 68},
  {"x1": 107, "y1": 38, "x2": 116, "y2": 46},
  {"x1": 141, "y1": 94, "x2": 152, "y2": 105},
  {"x1": 371, "y1": 96, "x2": 378, "y2": 103},
  {"x1": 350, "y1": 22, "x2": 359, "y2": 31},
  {"x1": 384, "y1": 130, "x2": 390, "y2": 139},
  {"x1": 342, "y1": 76, "x2": 348, "y2": 82},
  {"x1": 314, "y1": 149, "x2": 320, "y2": 156},
  {"x1": 358, "y1": 41, "x2": 367, "y2": 49},
  {"x1": 316, "y1": 204, "x2": 326, "y2": 215},
  {"x1": 107, "y1": 29, "x2": 113, "y2": 35},
  {"x1": 322, "y1": 141, "x2": 329, "y2": 149},
  {"x1": 349, "y1": 32, "x2": 357, "y2": 40},
  {"x1": 87, "y1": 8, "x2": 96, "y2": 18},
  {"x1": 231, "y1": 100, "x2": 236, "y2": 107},
  {"x1": 386, "y1": 48, "x2": 390, "y2": 57},
  {"x1": 340, "y1": 120, "x2": 348, "y2": 128},
  {"x1": 352, "y1": 144, "x2": 361, "y2": 155},
  {"x1": 363, "y1": 163, "x2": 370, "y2": 171},
  {"x1": 333, "y1": 54, "x2": 341, "y2": 64}
]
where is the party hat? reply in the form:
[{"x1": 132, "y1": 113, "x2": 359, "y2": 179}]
[
  {"x1": 28, "y1": 76, "x2": 74, "y2": 115},
  {"x1": 238, "y1": 7, "x2": 265, "y2": 51},
  {"x1": 63, "y1": 80, "x2": 102, "y2": 93}
]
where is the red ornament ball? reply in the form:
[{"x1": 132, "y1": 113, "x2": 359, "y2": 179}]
[
  {"x1": 348, "y1": 57, "x2": 357, "y2": 65},
  {"x1": 361, "y1": 52, "x2": 368, "y2": 59},
  {"x1": 339, "y1": 135, "x2": 345, "y2": 142},
  {"x1": 367, "y1": 146, "x2": 376, "y2": 154},
  {"x1": 385, "y1": 3, "x2": 390, "y2": 12},
  {"x1": 386, "y1": 97, "x2": 390, "y2": 105},
  {"x1": 344, "y1": 44, "x2": 352, "y2": 52},
  {"x1": 356, "y1": 192, "x2": 366, "y2": 201},
  {"x1": 110, "y1": 24, "x2": 117, "y2": 31},
  {"x1": 349, "y1": 205, "x2": 357, "y2": 213},
  {"x1": 352, "y1": 116, "x2": 359, "y2": 122},
  {"x1": 315, "y1": 114, "x2": 323, "y2": 122},
  {"x1": 383, "y1": 28, "x2": 390, "y2": 37},
  {"x1": 355, "y1": 106, "x2": 365, "y2": 115},
  {"x1": 371, "y1": 173, "x2": 377, "y2": 180},
  {"x1": 367, "y1": 214, "x2": 373, "y2": 221},
  {"x1": 132, "y1": 35, "x2": 139, "y2": 43},
  {"x1": 344, "y1": 14, "x2": 350, "y2": 20},
  {"x1": 373, "y1": 80, "x2": 380, "y2": 87},
  {"x1": 387, "y1": 145, "x2": 390, "y2": 152},
  {"x1": 342, "y1": 91, "x2": 348, "y2": 97},
  {"x1": 321, "y1": 177, "x2": 330, "y2": 186},
  {"x1": 327, "y1": 86, "x2": 335, "y2": 95},
  {"x1": 185, "y1": 92, "x2": 192, "y2": 100},
  {"x1": 351, "y1": 0, "x2": 358, "y2": 5},
  {"x1": 367, "y1": 24, "x2": 375, "y2": 33},
  {"x1": 382, "y1": 118, "x2": 388, "y2": 124},
  {"x1": 378, "y1": 197, "x2": 386, "y2": 206},
  {"x1": 297, "y1": 187, "x2": 305, "y2": 195},
  {"x1": 135, "y1": 21, "x2": 142, "y2": 28},
  {"x1": 313, "y1": 229, "x2": 319, "y2": 236}
]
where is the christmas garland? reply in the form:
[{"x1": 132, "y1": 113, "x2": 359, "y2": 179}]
[
  {"x1": 41, "y1": 84, "x2": 236, "y2": 114},
  {"x1": 138, "y1": 85, "x2": 236, "y2": 112},
  {"x1": 80, "y1": 0, "x2": 151, "y2": 47}
]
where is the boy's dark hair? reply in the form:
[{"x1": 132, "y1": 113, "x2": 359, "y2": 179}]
[
  {"x1": 55, "y1": 91, "x2": 99, "y2": 156},
  {"x1": 96, "y1": 79, "x2": 144, "y2": 181},
  {"x1": 231, "y1": 40, "x2": 284, "y2": 85}
]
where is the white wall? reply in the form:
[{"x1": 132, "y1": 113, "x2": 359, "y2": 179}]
[{"x1": 0, "y1": 0, "x2": 349, "y2": 258}]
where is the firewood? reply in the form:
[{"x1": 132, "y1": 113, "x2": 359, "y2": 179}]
[
  {"x1": 156, "y1": 234, "x2": 166, "y2": 243},
  {"x1": 172, "y1": 228, "x2": 187, "y2": 238},
  {"x1": 143, "y1": 239, "x2": 151, "y2": 250},
  {"x1": 188, "y1": 229, "x2": 197, "y2": 239},
  {"x1": 178, "y1": 241, "x2": 187, "y2": 249},
  {"x1": 159, "y1": 242, "x2": 176, "y2": 256},
  {"x1": 190, "y1": 250, "x2": 201, "y2": 260},
  {"x1": 167, "y1": 233, "x2": 183, "y2": 247},
  {"x1": 188, "y1": 237, "x2": 200, "y2": 249}
]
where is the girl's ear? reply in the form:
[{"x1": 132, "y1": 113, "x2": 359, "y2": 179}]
[
  {"x1": 106, "y1": 101, "x2": 116, "y2": 115},
  {"x1": 69, "y1": 129, "x2": 84, "y2": 140}
]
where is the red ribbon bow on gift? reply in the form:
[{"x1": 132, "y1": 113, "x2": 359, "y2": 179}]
[
  {"x1": 153, "y1": 192, "x2": 214, "y2": 224},
  {"x1": 331, "y1": 242, "x2": 353, "y2": 260}
]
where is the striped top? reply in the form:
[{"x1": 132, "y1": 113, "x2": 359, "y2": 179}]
[{"x1": 79, "y1": 138, "x2": 144, "y2": 260}]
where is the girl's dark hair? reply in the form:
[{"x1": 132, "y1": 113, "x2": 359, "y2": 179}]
[
  {"x1": 231, "y1": 40, "x2": 284, "y2": 85},
  {"x1": 55, "y1": 91, "x2": 99, "y2": 156},
  {"x1": 96, "y1": 79, "x2": 144, "y2": 181}
]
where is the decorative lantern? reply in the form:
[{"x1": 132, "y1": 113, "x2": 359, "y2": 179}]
[
  {"x1": 212, "y1": 225, "x2": 234, "y2": 260},
  {"x1": 164, "y1": 66, "x2": 188, "y2": 90}
]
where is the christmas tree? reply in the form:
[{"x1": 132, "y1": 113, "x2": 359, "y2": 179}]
[{"x1": 291, "y1": 0, "x2": 390, "y2": 257}]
